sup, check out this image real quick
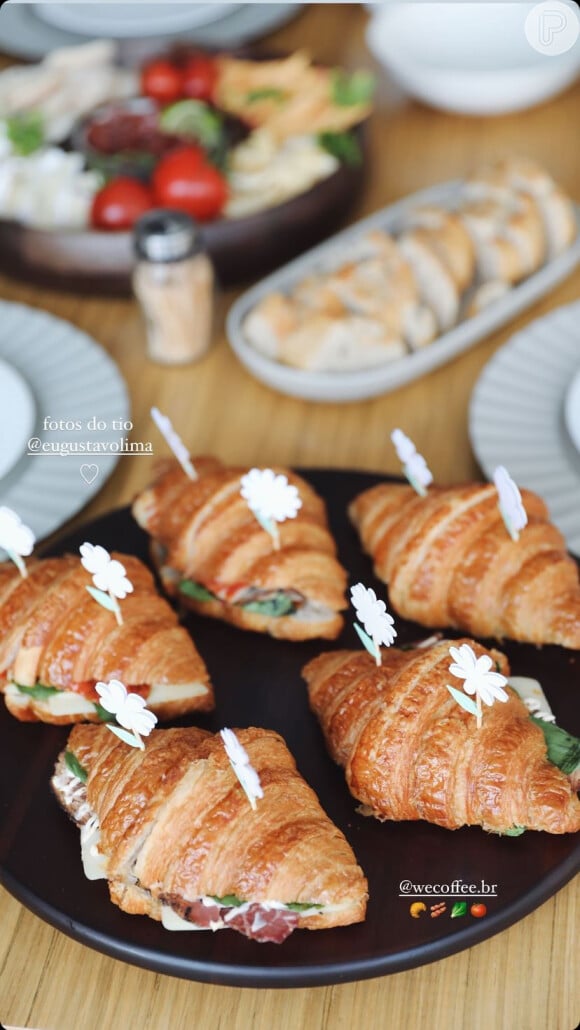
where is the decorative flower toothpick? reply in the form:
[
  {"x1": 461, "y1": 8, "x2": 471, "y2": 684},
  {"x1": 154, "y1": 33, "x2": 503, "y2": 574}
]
[
  {"x1": 391, "y1": 428, "x2": 433, "y2": 497},
  {"x1": 350, "y1": 582, "x2": 397, "y2": 667},
  {"x1": 80, "y1": 543, "x2": 133, "y2": 626},
  {"x1": 493, "y1": 465, "x2": 527, "y2": 541},
  {"x1": 240, "y1": 468, "x2": 302, "y2": 550},
  {"x1": 447, "y1": 643, "x2": 509, "y2": 729},
  {"x1": 151, "y1": 406, "x2": 197, "y2": 480},
  {"x1": 0, "y1": 506, "x2": 35, "y2": 578},
  {"x1": 95, "y1": 679, "x2": 157, "y2": 750},
  {"x1": 220, "y1": 728, "x2": 264, "y2": 811}
]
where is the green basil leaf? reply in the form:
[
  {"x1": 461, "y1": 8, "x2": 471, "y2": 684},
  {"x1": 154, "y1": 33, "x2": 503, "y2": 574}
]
[
  {"x1": 331, "y1": 69, "x2": 375, "y2": 107},
  {"x1": 317, "y1": 130, "x2": 362, "y2": 167},
  {"x1": 246, "y1": 87, "x2": 287, "y2": 104},
  {"x1": 64, "y1": 750, "x2": 88, "y2": 783},
  {"x1": 6, "y1": 112, "x2": 44, "y2": 155},
  {"x1": 285, "y1": 901, "x2": 323, "y2": 912},
  {"x1": 94, "y1": 702, "x2": 116, "y2": 723},
  {"x1": 532, "y1": 717, "x2": 580, "y2": 776},
  {"x1": 15, "y1": 681, "x2": 60, "y2": 700},
  {"x1": 179, "y1": 579, "x2": 217, "y2": 602},
  {"x1": 209, "y1": 894, "x2": 244, "y2": 907},
  {"x1": 243, "y1": 592, "x2": 296, "y2": 617}
]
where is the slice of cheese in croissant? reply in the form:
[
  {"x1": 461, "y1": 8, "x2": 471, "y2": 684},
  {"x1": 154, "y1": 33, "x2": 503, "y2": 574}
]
[
  {"x1": 52, "y1": 724, "x2": 368, "y2": 941},
  {"x1": 132, "y1": 457, "x2": 347, "y2": 640},
  {"x1": 0, "y1": 553, "x2": 213, "y2": 723},
  {"x1": 303, "y1": 640, "x2": 580, "y2": 834},
  {"x1": 349, "y1": 481, "x2": 580, "y2": 648}
]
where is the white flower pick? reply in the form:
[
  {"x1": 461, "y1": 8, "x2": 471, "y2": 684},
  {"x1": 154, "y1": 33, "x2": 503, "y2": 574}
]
[
  {"x1": 80, "y1": 542, "x2": 134, "y2": 626},
  {"x1": 391, "y1": 429, "x2": 433, "y2": 497},
  {"x1": 493, "y1": 465, "x2": 527, "y2": 541},
  {"x1": 350, "y1": 582, "x2": 397, "y2": 667},
  {"x1": 220, "y1": 728, "x2": 264, "y2": 811},
  {"x1": 95, "y1": 679, "x2": 157, "y2": 750},
  {"x1": 151, "y1": 406, "x2": 197, "y2": 480},
  {"x1": 446, "y1": 643, "x2": 509, "y2": 729},
  {"x1": 240, "y1": 468, "x2": 302, "y2": 551},
  {"x1": 0, "y1": 506, "x2": 35, "y2": 578}
]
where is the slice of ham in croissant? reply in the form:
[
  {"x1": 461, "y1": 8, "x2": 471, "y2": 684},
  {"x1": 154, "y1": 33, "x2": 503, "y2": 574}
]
[
  {"x1": 349, "y1": 481, "x2": 580, "y2": 648},
  {"x1": 303, "y1": 640, "x2": 580, "y2": 834},
  {"x1": 132, "y1": 457, "x2": 347, "y2": 640},
  {"x1": 52, "y1": 724, "x2": 368, "y2": 941},
  {"x1": 0, "y1": 552, "x2": 213, "y2": 723}
]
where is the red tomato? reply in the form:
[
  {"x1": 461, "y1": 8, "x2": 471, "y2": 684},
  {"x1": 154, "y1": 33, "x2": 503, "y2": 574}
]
[
  {"x1": 181, "y1": 55, "x2": 218, "y2": 101},
  {"x1": 152, "y1": 145, "x2": 228, "y2": 222},
  {"x1": 470, "y1": 904, "x2": 487, "y2": 918},
  {"x1": 140, "y1": 59, "x2": 183, "y2": 104},
  {"x1": 91, "y1": 177, "x2": 154, "y2": 230}
]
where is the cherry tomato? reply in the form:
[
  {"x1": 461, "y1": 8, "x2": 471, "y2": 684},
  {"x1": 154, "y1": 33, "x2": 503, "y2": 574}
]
[
  {"x1": 181, "y1": 55, "x2": 218, "y2": 101},
  {"x1": 140, "y1": 59, "x2": 183, "y2": 104},
  {"x1": 470, "y1": 904, "x2": 487, "y2": 918},
  {"x1": 152, "y1": 145, "x2": 228, "y2": 222},
  {"x1": 91, "y1": 177, "x2": 154, "y2": 230}
]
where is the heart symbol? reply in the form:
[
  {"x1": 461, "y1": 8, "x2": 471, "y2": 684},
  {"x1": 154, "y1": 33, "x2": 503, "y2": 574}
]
[{"x1": 80, "y1": 464, "x2": 99, "y2": 485}]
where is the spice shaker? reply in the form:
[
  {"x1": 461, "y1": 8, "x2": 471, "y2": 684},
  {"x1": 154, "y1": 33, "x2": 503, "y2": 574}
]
[{"x1": 132, "y1": 209, "x2": 215, "y2": 365}]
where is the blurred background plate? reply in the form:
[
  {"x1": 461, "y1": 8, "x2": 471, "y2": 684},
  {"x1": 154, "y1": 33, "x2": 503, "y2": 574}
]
[
  {"x1": 33, "y1": 2, "x2": 238, "y2": 38},
  {"x1": 469, "y1": 300, "x2": 580, "y2": 556},
  {"x1": 0, "y1": 356, "x2": 36, "y2": 481},
  {"x1": 0, "y1": 3, "x2": 302, "y2": 60},
  {"x1": 564, "y1": 366, "x2": 580, "y2": 454},
  {"x1": 0, "y1": 301, "x2": 129, "y2": 546}
]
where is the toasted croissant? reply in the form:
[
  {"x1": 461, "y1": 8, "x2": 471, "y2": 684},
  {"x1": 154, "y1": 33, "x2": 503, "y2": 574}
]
[
  {"x1": 52, "y1": 724, "x2": 368, "y2": 941},
  {"x1": 132, "y1": 457, "x2": 347, "y2": 640},
  {"x1": 349, "y1": 481, "x2": 580, "y2": 648},
  {"x1": 0, "y1": 553, "x2": 213, "y2": 723},
  {"x1": 303, "y1": 640, "x2": 580, "y2": 834}
]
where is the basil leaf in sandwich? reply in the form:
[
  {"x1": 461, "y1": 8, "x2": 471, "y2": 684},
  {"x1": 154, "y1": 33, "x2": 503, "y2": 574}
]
[
  {"x1": 15, "y1": 682, "x2": 60, "y2": 700},
  {"x1": 179, "y1": 580, "x2": 217, "y2": 602},
  {"x1": 64, "y1": 750, "x2": 88, "y2": 783}
]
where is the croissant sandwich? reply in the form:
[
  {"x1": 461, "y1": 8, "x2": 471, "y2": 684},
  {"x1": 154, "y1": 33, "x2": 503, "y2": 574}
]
[
  {"x1": 349, "y1": 481, "x2": 580, "y2": 648},
  {"x1": 0, "y1": 553, "x2": 213, "y2": 723},
  {"x1": 132, "y1": 457, "x2": 347, "y2": 640},
  {"x1": 303, "y1": 640, "x2": 580, "y2": 834},
  {"x1": 52, "y1": 724, "x2": 368, "y2": 942}
]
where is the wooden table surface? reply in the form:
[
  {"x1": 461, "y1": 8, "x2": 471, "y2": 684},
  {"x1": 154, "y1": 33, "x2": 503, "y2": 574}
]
[{"x1": 0, "y1": 5, "x2": 578, "y2": 1028}]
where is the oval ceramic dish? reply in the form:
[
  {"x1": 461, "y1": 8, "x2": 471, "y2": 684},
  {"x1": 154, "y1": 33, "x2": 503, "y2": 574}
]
[{"x1": 227, "y1": 182, "x2": 580, "y2": 403}]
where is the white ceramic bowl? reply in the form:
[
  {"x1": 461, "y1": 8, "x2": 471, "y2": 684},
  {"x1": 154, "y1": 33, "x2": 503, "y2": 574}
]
[
  {"x1": 0, "y1": 357, "x2": 35, "y2": 481},
  {"x1": 366, "y1": 1, "x2": 580, "y2": 115}
]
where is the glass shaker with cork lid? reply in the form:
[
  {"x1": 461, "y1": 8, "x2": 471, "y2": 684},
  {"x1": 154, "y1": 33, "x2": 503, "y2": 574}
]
[{"x1": 132, "y1": 208, "x2": 215, "y2": 365}]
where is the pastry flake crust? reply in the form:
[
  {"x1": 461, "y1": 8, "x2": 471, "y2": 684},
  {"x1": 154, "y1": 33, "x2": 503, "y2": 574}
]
[
  {"x1": 349, "y1": 481, "x2": 580, "y2": 648},
  {"x1": 132, "y1": 457, "x2": 347, "y2": 640},
  {"x1": 52, "y1": 724, "x2": 368, "y2": 939},
  {"x1": 303, "y1": 640, "x2": 580, "y2": 834},
  {"x1": 0, "y1": 552, "x2": 213, "y2": 723}
]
